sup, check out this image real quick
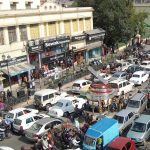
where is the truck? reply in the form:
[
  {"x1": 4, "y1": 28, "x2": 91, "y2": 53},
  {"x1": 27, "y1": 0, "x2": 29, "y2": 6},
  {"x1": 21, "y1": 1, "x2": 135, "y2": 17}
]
[{"x1": 83, "y1": 117, "x2": 119, "y2": 150}]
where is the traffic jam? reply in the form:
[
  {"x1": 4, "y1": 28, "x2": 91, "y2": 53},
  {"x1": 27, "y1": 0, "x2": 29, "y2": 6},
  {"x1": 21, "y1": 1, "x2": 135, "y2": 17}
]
[{"x1": 1, "y1": 45, "x2": 150, "y2": 150}]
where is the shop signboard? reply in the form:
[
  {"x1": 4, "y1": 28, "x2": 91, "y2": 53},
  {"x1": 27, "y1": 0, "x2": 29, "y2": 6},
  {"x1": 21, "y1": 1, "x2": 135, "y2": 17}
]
[
  {"x1": 28, "y1": 45, "x2": 43, "y2": 53},
  {"x1": 88, "y1": 33, "x2": 105, "y2": 41},
  {"x1": 71, "y1": 34, "x2": 86, "y2": 42},
  {"x1": 0, "y1": 55, "x2": 27, "y2": 68}
]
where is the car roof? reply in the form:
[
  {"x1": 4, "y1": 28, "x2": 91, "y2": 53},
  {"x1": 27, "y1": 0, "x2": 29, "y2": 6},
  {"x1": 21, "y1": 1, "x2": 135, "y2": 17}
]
[
  {"x1": 142, "y1": 60, "x2": 150, "y2": 63},
  {"x1": 34, "y1": 89, "x2": 57, "y2": 96},
  {"x1": 109, "y1": 79, "x2": 128, "y2": 83},
  {"x1": 58, "y1": 96, "x2": 76, "y2": 102},
  {"x1": 133, "y1": 71, "x2": 146, "y2": 75},
  {"x1": 9, "y1": 108, "x2": 26, "y2": 113},
  {"x1": 15, "y1": 113, "x2": 36, "y2": 120},
  {"x1": 116, "y1": 109, "x2": 132, "y2": 117},
  {"x1": 135, "y1": 115, "x2": 150, "y2": 124},
  {"x1": 131, "y1": 92, "x2": 145, "y2": 101},
  {"x1": 113, "y1": 71, "x2": 126, "y2": 75},
  {"x1": 73, "y1": 80, "x2": 89, "y2": 84},
  {"x1": 108, "y1": 137, "x2": 132, "y2": 149},
  {"x1": 36, "y1": 117, "x2": 59, "y2": 125}
]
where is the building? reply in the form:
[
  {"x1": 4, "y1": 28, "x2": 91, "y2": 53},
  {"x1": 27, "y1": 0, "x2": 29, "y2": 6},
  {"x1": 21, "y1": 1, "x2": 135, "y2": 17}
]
[{"x1": 0, "y1": 1, "x2": 105, "y2": 88}]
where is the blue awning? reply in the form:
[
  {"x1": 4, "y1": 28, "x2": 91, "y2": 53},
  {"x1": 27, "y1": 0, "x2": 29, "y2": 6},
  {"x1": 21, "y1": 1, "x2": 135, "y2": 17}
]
[{"x1": 86, "y1": 128, "x2": 102, "y2": 139}]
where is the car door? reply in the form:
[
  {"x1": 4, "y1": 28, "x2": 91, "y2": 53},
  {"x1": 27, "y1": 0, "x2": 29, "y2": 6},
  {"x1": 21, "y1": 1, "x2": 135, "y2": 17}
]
[
  {"x1": 42, "y1": 94, "x2": 49, "y2": 106},
  {"x1": 123, "y1": 116, "x2": 129, "y2": 129},
  {"x1": 25, "y1": 117, "x2": 34, "y2": 129},
  {"x1": 145, "y1": 122, "x2": 150, "y2": 140}
]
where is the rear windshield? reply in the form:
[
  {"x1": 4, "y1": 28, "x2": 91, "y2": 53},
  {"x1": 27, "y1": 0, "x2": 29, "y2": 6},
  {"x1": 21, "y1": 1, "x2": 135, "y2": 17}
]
[
  {"x1": 132, "y1": 74, "x2": 140, "y2": 78},
  {"x1": 34, "y1": 95, "x2": 41, "y2": 101},
  {"x1": 30, "y1": 123, "x2": 43, "y2": 132},
  {"x1": 6, "y1": 113, "x2": 14, "y2": 119},
  {"x1": 128, "y1": 100, "x2": 140, "y2": 108},
  {"x1": 14, "y1": 119, "x2": 22, "y2": 125},
  {"x1": 109, "y1": 83, "x2": 118, "y2": 89},
  {"x1": 73, "y1": 83, "x2": 80, "y2": 87}
]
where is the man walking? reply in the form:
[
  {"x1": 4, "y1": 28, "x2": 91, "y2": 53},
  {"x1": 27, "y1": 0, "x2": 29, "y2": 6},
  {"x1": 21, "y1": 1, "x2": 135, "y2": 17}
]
[{"x1": 58, "y1": 81, "x2": 62, "y2": 92}]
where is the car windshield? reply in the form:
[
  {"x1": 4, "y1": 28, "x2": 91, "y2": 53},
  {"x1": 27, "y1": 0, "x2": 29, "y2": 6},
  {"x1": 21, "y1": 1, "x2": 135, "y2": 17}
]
[
  {"x1": 55, "y1": 102, "x2": 63, "y2": 107},
  {"x1": 30, "y1": 123, "x2": 43, "y2": 132},
  {"x1": 34, "y1": 95, "x2": 41, "y2": 101},
  {"x1": 14, "y1": 119, "x2": 22, "y2": 125},
  {"x1": 112, "y1": 74, "x2": 120, "y2": 78},
  {"x1": 73, "y1": 83, "x2": 80, "y2": 87},
  {"x1": 109, "y1": 83, "x2": 118, "y2": 89},
  {"x1": 84, "y1": 136, "x2": 96, "y2": 147},
  {"x1": 131, "y1": 122, "x2": 146, "y2": 132},
  {"x1": 132, "y1": 74, "x2": 140, "y2": 78},
  {"x1": 127, "y1": 100, "x2": 140, "y2": 108},
  {"x1": 114, "y1": 115, "x2": 124, "y2": 124},
  {"x1": 6, "y1": 113, "x2": 14, "y2": 119},
  {"x1": 141, "y1": 63, "x2": 148, "y2": 65}
]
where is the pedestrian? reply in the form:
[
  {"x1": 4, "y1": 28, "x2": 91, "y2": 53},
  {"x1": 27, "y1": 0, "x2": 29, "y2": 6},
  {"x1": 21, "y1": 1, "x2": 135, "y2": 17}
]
[
  {"x1": 74, "y1": 118, "x2": 80, "y2": 131},
  {"x1": 7, "y1": 89, "x2": 12, "y2": 98},
  {"x1": 58, "y1": 80, "x2": 62, "y2": 92}
]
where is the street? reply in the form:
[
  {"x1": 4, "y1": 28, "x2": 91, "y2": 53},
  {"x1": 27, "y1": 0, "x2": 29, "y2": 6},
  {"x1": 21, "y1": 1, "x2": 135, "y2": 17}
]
[{"x1": 1, "y1": 78, "x2": 150, "y2": 150}]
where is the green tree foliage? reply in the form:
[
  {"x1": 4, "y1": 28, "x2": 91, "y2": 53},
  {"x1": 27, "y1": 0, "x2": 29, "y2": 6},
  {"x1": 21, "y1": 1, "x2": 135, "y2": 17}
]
[{"x1": 75, "y1": 0, "x2": 147, "y2": 46}]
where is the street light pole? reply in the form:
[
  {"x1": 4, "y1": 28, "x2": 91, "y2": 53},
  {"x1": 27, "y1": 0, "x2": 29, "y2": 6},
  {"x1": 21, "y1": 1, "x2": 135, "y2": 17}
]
[{"x1": 2, "y1": 55, "x2": 12, "y2": 92}]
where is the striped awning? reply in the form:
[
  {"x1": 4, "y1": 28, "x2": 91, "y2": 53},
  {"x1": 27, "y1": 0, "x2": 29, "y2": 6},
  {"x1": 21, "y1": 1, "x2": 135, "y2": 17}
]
[{"x1": 1, "y1": 63, "x2": 35, "y2": 77}]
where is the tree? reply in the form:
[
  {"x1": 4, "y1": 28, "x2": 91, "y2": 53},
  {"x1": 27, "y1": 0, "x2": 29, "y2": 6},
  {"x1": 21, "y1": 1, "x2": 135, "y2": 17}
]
[{"x1": 75, "y1": 0, "x2": 147, "y2": 47}]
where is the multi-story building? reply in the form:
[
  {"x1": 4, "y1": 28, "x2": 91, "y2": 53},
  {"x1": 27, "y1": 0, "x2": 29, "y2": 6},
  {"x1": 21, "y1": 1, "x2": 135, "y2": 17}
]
[{"x1": 0, "y1": 1, "x2": 105, "y2": 88}]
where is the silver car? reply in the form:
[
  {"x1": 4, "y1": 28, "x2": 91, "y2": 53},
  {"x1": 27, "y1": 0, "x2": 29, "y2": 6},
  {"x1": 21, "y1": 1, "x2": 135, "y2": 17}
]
[
  {"x1": 25, "y1": 117, "x2": 63, "y2": 141},
  {"x1": 110, "y1": 72, "x2": 129, "y2": 81}
]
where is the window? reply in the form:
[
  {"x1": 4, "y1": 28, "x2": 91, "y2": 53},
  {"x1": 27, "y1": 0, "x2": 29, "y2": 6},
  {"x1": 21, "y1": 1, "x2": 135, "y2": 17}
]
[
  {"x1": 10, "y1": 2, "x2": 17, "y2": 10},
  {"x1": 19, "y1": 25, "x2": 27, "y2": 41},
  {"x1": 125, "y1": 116, "x2": 128, "y2": 122},
  {"x1": 17, "y1": 111, "x2": 24, "y2": 117},
  {"x1": 43, "y1": 95, "x2": 49, "y2": 101},
  {"x1": 0, "y1": 28, "x2": 4, "y2": 45},
  {"x1": 33, "y1": 116, "x2": 42, "y2": 121},
  {"x1": 26, "y1": 117, "x2": 33, "y2": 124},
  {"x1": 126, "y1": 142, "x2": 131, "y2": 150},
  {"x1": 51, "y1": 121, "x2": 61, "y2": 128},
  {"x1": 49, "y1": 94, "x2": 54, "y2": 99},
  {"x1": 45, "y1": 123, "x2": 52, "y2": 130},
  {"x1": 23, "y1": 109, "x2": 31, "y2": 114},
  {"x1": 128, "y1": 112, "x2": 134, "y2": 119},
  {"x1": 8, "y1": 26, "x2": 17, "y2": 43},
  {"x1": 26, "y1": 2, "x2": 31, "y2": 9},
  {"x1": 123, "y1": 82, "x2": 126, "y2": 87},
  {"x1": 119, "y1": 84, "x2": 122, "y2": 88}
]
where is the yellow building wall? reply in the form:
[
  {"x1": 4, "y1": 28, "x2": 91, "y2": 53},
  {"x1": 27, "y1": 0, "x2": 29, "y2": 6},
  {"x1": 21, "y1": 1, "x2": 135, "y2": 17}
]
[
  {"x1": 72, "y1": 19, "x2": 78, "y2": 32},
  {"x1": 64, "y1": 20, "x2": 71, "y2": 35},
  {"x1": 30, "y1": 24, "x2": 40, "y2": 39},
  {"x1": 79, "y1": 19, "x2": 84, "y2": 31},
  {"x1": 85, "y1": 18, "x2": 91, "y2": 31},
  {"x1": 48, "y1": 22, "x2": 57, "y2": 37},
  {"x1": 44, "y1": 23, "x2": 47, "y2": 37}
]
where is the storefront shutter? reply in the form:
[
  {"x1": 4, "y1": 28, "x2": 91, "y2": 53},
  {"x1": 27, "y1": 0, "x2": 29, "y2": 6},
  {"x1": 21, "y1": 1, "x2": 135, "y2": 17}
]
[
  {"x1": 48, "y1": 22, "x2": 57, "y2": 37},
  {"x1": 64, "y1": 20, "x2": 71, "y2": 35},
  {"x1": 30, "y1": 24, "x2": 40, "y2": 39},
  {"x1": 72, "y1": 19, "x2": 78, "y2": 32},
  {"x1": 85, "y1": 18, "x2": 91, "y2": 31},
  {"x1": 79, "y1": 19, "x2": 84, "y2": 31}
]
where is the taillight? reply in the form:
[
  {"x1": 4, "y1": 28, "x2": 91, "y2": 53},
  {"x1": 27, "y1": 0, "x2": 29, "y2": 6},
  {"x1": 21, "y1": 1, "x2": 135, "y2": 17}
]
[{"x1": 20, "y1": 126, "x2": 23, "y2": 131}]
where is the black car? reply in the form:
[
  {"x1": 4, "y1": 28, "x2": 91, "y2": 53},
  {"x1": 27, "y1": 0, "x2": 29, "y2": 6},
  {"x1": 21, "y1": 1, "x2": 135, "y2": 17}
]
[{"x1": 126, "y1": 65, "x2": 142, "y2": 75}]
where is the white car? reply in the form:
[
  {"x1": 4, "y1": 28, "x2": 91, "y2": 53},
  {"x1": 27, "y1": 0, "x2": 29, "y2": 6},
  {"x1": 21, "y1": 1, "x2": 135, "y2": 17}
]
[
  {"x1": 72, "y1": 80, "x2": 91, "y2": 94},
  {"x1": 13, "y1": 113, "x2": 49, "y2": 134},
  {"x1": 119, "y1": 61, "x2": 132, "y2": 71},
  {"x1": 141, "y1": 60, "x2": 150, "y2": 67},
  {"x1": 94, "y1": 73, "x2": 112, "y2": 82},
  {"x1": 109, "y1": 79, "x2": 134, "y2": 96},
  {"x1": 130, "y1": 71, "x2": 149, "y2": 85},
  {"x1": 48, "y1": 96, "x2": 87, "y2": 117},
  {"x1": 0, "y1": 147, "x2": 14, "y2": 150},
  {"x1": 5, "y1": 108, "x2": 39, "y2": 123},
  {"x1": 113, "y1": 109, "x2": 136, "y2": 134}
]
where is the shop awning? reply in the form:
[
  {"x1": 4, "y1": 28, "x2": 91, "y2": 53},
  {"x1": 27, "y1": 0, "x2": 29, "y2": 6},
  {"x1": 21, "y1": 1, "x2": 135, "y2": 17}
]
[
  {"x1": 1, "y1": 63, "x2": 35, "y2": 77},
  {"x1": 84, "y1": 28, "x2": 105, "y2": 35},
  {"x1": 86, "y1": 41, "x2": 102, "y2": 51}
]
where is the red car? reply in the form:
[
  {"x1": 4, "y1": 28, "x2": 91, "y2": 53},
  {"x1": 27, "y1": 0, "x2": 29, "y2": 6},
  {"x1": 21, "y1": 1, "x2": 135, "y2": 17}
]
[{"x1": 107, "y1": 137, "x2": 136, "y2": 150}]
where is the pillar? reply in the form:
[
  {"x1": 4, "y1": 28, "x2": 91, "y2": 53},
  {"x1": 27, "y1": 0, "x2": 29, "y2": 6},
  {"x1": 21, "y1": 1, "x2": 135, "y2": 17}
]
[
  {"x1": 27, "y1": 25, "x2": 31, "y2": 40},
  {"x1": 90, "y1": 17, "x2": 93, "y2": 30},
  {"x1": 70, "y1": 20, "x2": 73, "y2": 36},
  {"x1": 39, "y1": 23, "x2": 45, "y2": 38},
  {"x1": 16, "y1": 26, "x2": 21, "y2": 42},
  {"x1": 38, "y1": 52, "x2": 42, "y2": 68},
  {"x1": 4, "y1": 27, "x2": 9, "y2": 45},
  {"x1": 83, "y1": 18, "x2": 86, "y2": 31},
  {"x1": 60, "y1": 21, "x2": 64, "y2": 35}
]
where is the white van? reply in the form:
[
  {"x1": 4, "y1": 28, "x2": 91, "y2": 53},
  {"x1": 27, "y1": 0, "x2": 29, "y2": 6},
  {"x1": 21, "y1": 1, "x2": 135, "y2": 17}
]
[
  {"x1": 109, "y1": 79, "x2": 134, "y2": 96},
  {"x1": 34, "y1": 89, "x2": 68, "y2": 109}
]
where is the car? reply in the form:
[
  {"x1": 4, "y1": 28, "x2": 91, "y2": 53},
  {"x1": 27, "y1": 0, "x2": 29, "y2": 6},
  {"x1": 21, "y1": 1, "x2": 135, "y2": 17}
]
[
  {"x1": 48, "y1": 96, "x2": 87, "y2": 117},
  {"x1": 107, "y1": 137, "x2": 136, "y2": 150},
  {"x1": 34, "y1": 89, "x2": 68, "y2": 109},
  {"x1": 110, "y1": 71, "x2": 129, "y2": 81},
  {"x1": 119, "y1": 61, "x2": 132, "y2": 71},
  {"x1": 127, "y1": 57, "x2": 139, "y2": 65},
  {"x1": 127, "y1": 115, "x2": 150, "y2": 145},
  {"x1": 109, "y1": 79, "x2": 134, "y2": 96},
  {"x1": 141, "y1": 60, "x2": 150, "y2": 67},
  {"x1": 94, "y1": 73, "x2": 112, "y2": 82},
  {"x1": 12, "y1": 113, "x2": 49, "y2": 134},
  {"x1": 126, "y1": 92, "x2": 147, "y2": 116},
  {"x1": 72, "y1": 80, "x2": 92, "y2": 94},
  {"x1": 0, "y1": 147, "x2": 14, "y2": 150},
  {"x1": 113, "y1": 109, "x2": 136, "y2": 134},
  {"x1": 129, "y1": 71, "x2": 149, "y2": 85},
  {"x1": 126, "y1": 65, "x2": 142, "y2": 74},
  {"x1": 5, "y1": 108, "x2": 39, "y2": 123},
  {"x1": 25, "y1": 117, "x2": 64, "y2": 141},
  {"x1": 141, "y1": 65, "x2": 150, "y2": 77}
]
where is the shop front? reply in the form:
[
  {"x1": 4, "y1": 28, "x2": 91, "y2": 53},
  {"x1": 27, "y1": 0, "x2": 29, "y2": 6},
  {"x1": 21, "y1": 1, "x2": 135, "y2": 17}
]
[
  {"x1": 42, "y1": 36, "x2": 70, "y2": 77},
  {"x1": 0, "y1": 55, "x2": 35, "y2": 87},
  {"x1": 84, "y1": 29, "x2": 105, "y2": 62},
  {"x1": 70, "y1": 34, "x2": 86, "y2": 65}
]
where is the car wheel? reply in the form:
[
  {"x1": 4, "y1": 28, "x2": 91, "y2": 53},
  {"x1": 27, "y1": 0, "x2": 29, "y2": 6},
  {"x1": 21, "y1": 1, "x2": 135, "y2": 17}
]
[{"x1": 46, "y1": 103, "x2": 52, "y2": 111}]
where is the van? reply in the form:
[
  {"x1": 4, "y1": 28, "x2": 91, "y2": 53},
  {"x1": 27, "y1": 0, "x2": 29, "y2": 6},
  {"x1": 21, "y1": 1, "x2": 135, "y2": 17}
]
[
  {"x1": 127, "y1": 115, "x2": 150, "y2": 145},
  {"x1": 109, "y1": 79, "x2": 133, "y2": 96},
  {"x1": 83, "y1": 118, "x2": 119, "y2": 150},
  {"x1": 34, "y1": 89, "x2": 68, "y2": 109},
  {"x1": 126, "y1": 92, "x2": 147, "y2": 116}
]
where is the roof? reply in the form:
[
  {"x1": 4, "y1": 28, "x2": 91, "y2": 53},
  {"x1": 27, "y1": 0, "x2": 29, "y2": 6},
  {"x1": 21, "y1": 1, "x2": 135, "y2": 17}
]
[
  {"x1": 131, "y1": 92, "x2": 145, "y2": 101},
  {"x1": 58, "y1": 96, "x2": 75, "y2": 102},
  {"x1": 142, "y1": 60, "x2": 150, "y2": 63},
  {"x1": 9, "y1": 108, "x2": 25, "y2": 113},
  {"x1": 135, "y1": 115, "x2": 150, "y2": 124},
  {"x1": 133, "y1": 71, "x2": 145, "y2": 74},
  {"x1": 84, "y1": 28, "x2": 105, "y2": 35},
  {"x1": 113, "y1": 71, "x2": 126, "y2": 75},
  {"x1": 34, "y1": 89, "x2": 57, "y2": 96},
  {"x1": 109, "y1": 79, "x2": 128, "y2": 83},
  {"x1": 36, "y1": 117, "x2": 58, "y2": 125},
  {"x1": 108, "y1": 137, "x2": 132, "y2": 149},
  {"x1": 86, "y1": 118, "x2": 117, "y2": 139},
  {"x1": 73, "y1": 79, "x2": 89, "y2": 84},
  {"x1": 116, "y1": 109, "x2": 132, "y2": 117},
  {"x1": 16, "y1": 113, "x2": 35, "y2": 120}
]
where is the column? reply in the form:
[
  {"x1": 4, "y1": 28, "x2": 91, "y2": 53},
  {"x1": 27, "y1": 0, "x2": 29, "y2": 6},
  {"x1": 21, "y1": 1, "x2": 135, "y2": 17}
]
[
  {"x1": 27, "y1": 25, "x2": 31, "y2": 40},
  {"x1": 4, "y1": 27, "x2": 9, "y2": 45},
  {"x1": 83, "y1": 18, "x2": 86, "y2": 31},
  {"x1": 91, "y1": 17, "x2": 93, "y2": 30},
  {"x1": 77, "y1": 19, "x2": 80, "y2": 33},
  {"x1": 70, "y1": 20, "x2": 73, "y2": 36},
  {"x1": 39, "y1": 23, "x2": 45, "y2": 38},
  {"x1": 16, "y1": 26, "x2": 21, "y2": 42},
  {"x1": 60, "y1": 21, "x2": 64, "y2": 35},
  {"x1": 38, "y1": 52, "x2": 42, "y2": 68},
  {"x1": 46, "y1": 23, "x2": 49, "y2": 36},
  {"x1": 56, "y1": 21, "x2": 59, "y2": 35}
]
